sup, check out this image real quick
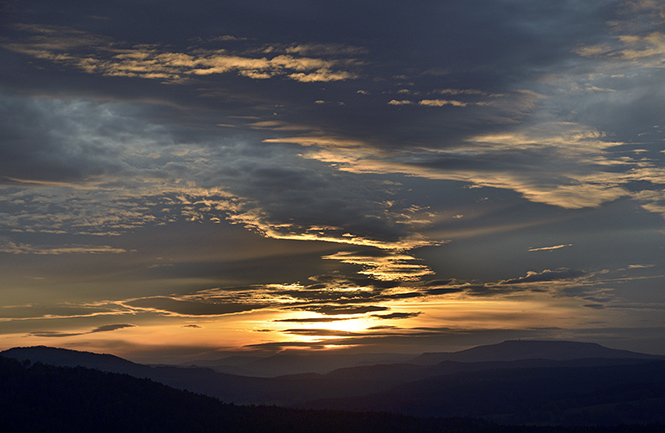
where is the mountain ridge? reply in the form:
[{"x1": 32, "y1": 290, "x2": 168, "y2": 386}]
[
  {"x1": 4, "y1": 340, "x2": 662, "y2": 376},
  {"x1": 413, "y1": 340, "x2": 665, "y2": 364}
]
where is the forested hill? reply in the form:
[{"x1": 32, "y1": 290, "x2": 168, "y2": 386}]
[{"x1": 2, "y1": 356, "x2": 665, "y2": 433}]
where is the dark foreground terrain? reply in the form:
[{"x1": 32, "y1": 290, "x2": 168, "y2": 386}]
[{"x1": 2, "y1": 355, "x2": 665, "y2": 433}]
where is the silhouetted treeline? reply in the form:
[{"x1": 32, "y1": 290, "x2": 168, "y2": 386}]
[{"x1": 1, "y1": 356, "x2": 664, "y2": 433}]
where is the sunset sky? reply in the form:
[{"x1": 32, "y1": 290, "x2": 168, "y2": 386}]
[{"x1": 2, "y1": 0, "x2": 665, "y2": 363}]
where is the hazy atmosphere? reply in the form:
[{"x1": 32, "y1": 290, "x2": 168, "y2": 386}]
[{"x1": 2, "y1": 0, "x2": 665, "y2": 363}]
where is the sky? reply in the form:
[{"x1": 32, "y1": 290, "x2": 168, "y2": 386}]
[{"x1": 1, "y1": 0, "x2": 665, "y2": 363}]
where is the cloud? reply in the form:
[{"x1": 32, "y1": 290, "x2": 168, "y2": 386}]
[
  {"x1": 628, "y1": 264, "x2": 655, "y2": 269},
  {"x1": 288, "y1": 69, "x2": 357, "y2": 82},
  {"x1": 29, "y1": 323, "x2": 135, "y2": 338},
  {"x1": 418, "y1": 99, "x2": 469, "y2": 107},
  {"x1": 380, "y1": 291, "x2": 424, "y2": 300}
]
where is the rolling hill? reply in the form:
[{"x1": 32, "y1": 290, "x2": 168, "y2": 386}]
[{"x1": 412, "y1": 340, "x2": 665, "y2": 364}]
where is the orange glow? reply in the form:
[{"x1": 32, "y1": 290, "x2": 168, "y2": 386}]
[{"x1": 0, "y1": 289, "x2": 617, "y2": 363}]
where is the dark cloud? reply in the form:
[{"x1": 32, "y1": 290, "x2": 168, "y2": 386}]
[
  {"x1": 349, "y1": 278, "x2": 401, "y2": 289},
  {"x1": 298, "y1": 305, "x2": 389, "y2": 315},
  {"x1": 371, "y1": 312, "x2": 421, "y2": 320},
  {"x1": 283, "y1": 329, "x2": 358, "y2": 337},
  {"x1": 244, "y1": 341, "x2": 330, "y2": 351},
  {"x1": 379, "y1": 292, "x2": 424, "y2": 300},
  {"x1": 28, "y1": 331, "x2": 84, "y2": 338},
  {"x1": 425, "y1": 287, "x2": 466, "y2": 296},
  {"x1": 90, "y1": 324, "x2": 135, "y2": 333}
]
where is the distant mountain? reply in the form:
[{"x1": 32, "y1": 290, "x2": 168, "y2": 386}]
[
  {"x1": 183, "y1": 351, "x2": 416, "y2": 377},
  {"x1": 300, "y1": 357, "x2": 653, "y2": 386},
  {"x1": 412, "y1": 340, "x2": 665, "y2": 364}
]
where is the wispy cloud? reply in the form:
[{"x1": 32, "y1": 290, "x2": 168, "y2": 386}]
[
  {"x1": 528, "y1": 244, "x2": 573, "y2": 252},
  {"x1": 29, "y1": 323, "x2": 135, "y2": 338},
  {"x1": 372, "y1": 312, "x2": 421, "y2": 320},
  {"x1": 0, "y1": 240, "x2": 127, "y2": 255},
  {"x1": 498, "y1": 268, "x2": 587, "y2": 285}
]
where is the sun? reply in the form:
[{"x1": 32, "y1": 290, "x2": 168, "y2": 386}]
[{"x1": 265, "y1": 310, "x2": 381, "y2": 344}]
